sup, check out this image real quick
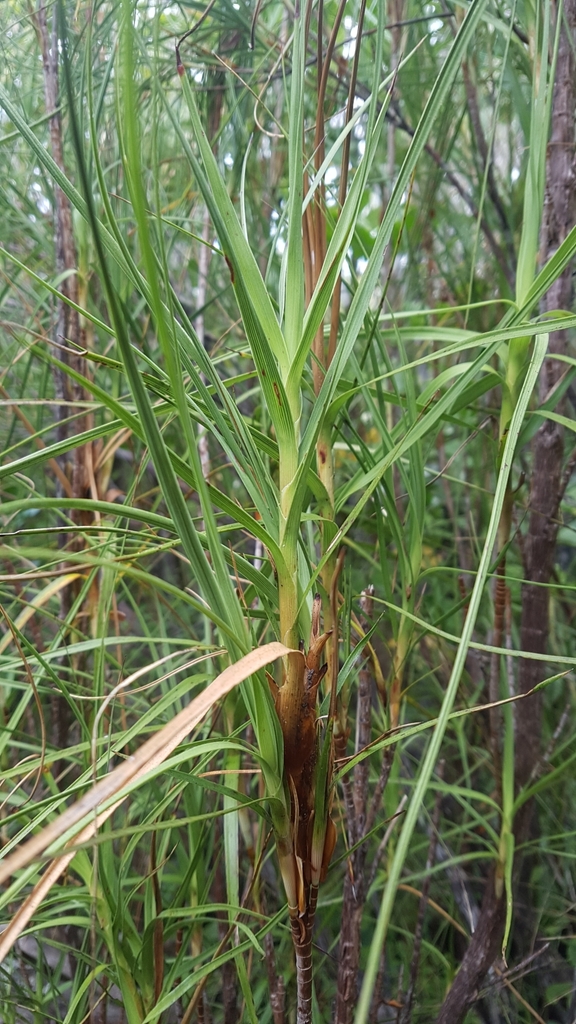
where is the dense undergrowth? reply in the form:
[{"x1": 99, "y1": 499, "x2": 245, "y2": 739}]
[{"x1": 1, "y1": 1, "x2": 576, "y2": 1022}]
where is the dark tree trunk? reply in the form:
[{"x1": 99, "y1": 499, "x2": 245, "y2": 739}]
[
  {"x1": 336, "y1": 871, "x2": 366, "y2": 1024},
  {"x1": 515, "y1": 0, "x2": 576, "y2": 798},
  {"x1": 434, "y1": 869, "x2": 505, "y2": 1024},
  {"x1": 33, "y1": 2, "x2": 93, "y2": 770},
  {"x1": 435, "y1": 5, "x2": 576, "y2": 1021}
]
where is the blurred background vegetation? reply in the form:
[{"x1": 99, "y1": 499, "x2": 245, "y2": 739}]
[{"x1": 1, "y1": 0, "x2": 576, "y2": 1022}]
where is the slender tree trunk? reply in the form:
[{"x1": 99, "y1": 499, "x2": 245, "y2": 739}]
[
  {"x1": 515, "y1": 0, "x2": 576, "y2": 796},
  {"x1": 434, "y1": 868, "x2": 505, "y2": 1024},
  {"x1": 33, "y1": 0, "x2": 92, "y2": 767},
  {"x1": 264, "y1": 930, "x2": 286, "y2": 1024},
  {"x1": 336, "y1": 873, "x2": 366, "y2": 1024},
  {"x1": 335, "y1": 591, "x2": 386, "y2": 1024},
  {"x1": 435, "y1": 4, "x2": 576, "y2": 1020}
]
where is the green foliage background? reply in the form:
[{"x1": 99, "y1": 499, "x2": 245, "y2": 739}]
[{"x1": 1, "y1": 1, "x2": 576, "y2": 1021}]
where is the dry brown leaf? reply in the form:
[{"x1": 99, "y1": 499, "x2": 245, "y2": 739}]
[
  {"x1": 0, "y1": 641, "x2": 293, "y2": 893},
  {"x1": 0, "y1": 802, "x2": 121, "y2": 962}
]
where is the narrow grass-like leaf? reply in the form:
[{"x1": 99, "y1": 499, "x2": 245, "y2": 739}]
[{"x1": 354, "y1": 334, "x2": 548, "y2": 1023}]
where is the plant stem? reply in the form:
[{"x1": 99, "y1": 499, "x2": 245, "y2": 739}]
[{"x1": 291, "y1": 915, "x2": 314, "y2": 1024}]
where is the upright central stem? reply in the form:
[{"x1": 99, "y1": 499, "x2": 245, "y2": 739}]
[
  {"x1": 278, "y1": 429, "x2": 300, "y2": 649},
  {"x1": 276, "y1": 434, "x2": 305, "y2": 775}
]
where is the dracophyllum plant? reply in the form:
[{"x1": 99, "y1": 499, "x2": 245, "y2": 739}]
[
  {"x1": 162, "y1": 0, "x2": 497, "y2": 1014},
  {"x1": 171, "y1": 7, "x2": 378, "y2": 1015},
  {"x1": 171, "y1": 2, "x2": 393, "y2": 1014}
]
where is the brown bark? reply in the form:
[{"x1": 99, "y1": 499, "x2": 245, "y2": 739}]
[
  {"x1": 335, "y1": 590, "x2": 383, "y2": 1024},
  {"x1": 334, "y1": 729, "x2": 357, "y2": 848},
  {"x1": 34, "y1": 3, "x2": 85, "y2": 440},
  {"x1": 336, "y1": 873, "x2": 365, "y2": 1024},
  {"x1": 33, "y1": 3, "x2": 92, "y2": 757},
  {"x1": 434, "y1": 870, "x2": 506, "y2": 1024},
  {"x1": 515, "y1": 0, "x2": 576, "y2": 795},
  {"x1": 488, "y1": 561, "x2": 507, "y2": 788},
  {"x1": 435, "y1": 5, "x2": 576, "y2": 1021},
  {"x1": 264, "y1": 931, "x2": 286, "y2": 1024}
]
